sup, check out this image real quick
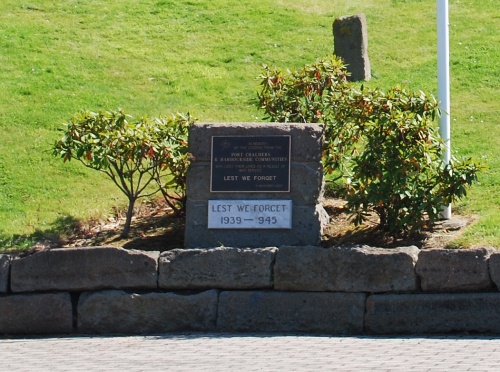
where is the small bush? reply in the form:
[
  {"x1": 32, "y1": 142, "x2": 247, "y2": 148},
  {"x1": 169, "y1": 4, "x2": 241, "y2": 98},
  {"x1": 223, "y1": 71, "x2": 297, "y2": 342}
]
[
  {"x1": 257, "y1": 58, "x2": 482, "y2": 237},
  {"x1": 53, "y1": 109, "x2": 193, "y2": 237},
  {"x1": 344, "y1": 86, "x2": 482, "y2": 236}
]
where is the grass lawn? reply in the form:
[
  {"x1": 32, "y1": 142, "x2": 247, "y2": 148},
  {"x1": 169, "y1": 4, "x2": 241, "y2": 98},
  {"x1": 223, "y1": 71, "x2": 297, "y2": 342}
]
[{"x1": 0, "y1": 0, "x2": 498, "y2": 249}]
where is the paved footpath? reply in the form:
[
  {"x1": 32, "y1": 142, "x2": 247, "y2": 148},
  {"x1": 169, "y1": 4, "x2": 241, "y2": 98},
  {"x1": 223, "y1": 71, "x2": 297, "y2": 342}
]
[{"x1": 1, "y1": 333, "x2": 500, "y2": 371}]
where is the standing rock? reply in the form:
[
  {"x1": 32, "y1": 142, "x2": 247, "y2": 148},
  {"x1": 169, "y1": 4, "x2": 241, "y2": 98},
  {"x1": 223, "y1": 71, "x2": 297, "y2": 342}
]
[{"x1": 333, "y1": 13, "x2": 371, "y2": 81}]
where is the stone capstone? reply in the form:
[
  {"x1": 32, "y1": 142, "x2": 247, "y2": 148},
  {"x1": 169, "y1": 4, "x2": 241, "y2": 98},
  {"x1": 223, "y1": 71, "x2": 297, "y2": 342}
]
[
  {"x1": 217, "y1": 291, "x2": 365, "y2": 333},
  {"x1": 78, "y1": 289, "x2": 218, "y2": 334},
  {"x1": 0, "y1": 254, "x2": 10, "y2": 293},
  {"x1": 365, "y1": 293, "x2": 500, "y2": 334},
  {"x1": 10, "y1": 246, "x2": 159, "y2": 293},
  {"x1": 158, "y1": 247, "x2": 277, "y2": 289},
  {"x1": 416, "y1": 248, "x2": 494, "y2": 292},
  {"x1": 274, "y1": 245, "x2": 419, "y2": 293},
  {"x1": 0, "y1": 293, "x2": 73, "y2": 334}
]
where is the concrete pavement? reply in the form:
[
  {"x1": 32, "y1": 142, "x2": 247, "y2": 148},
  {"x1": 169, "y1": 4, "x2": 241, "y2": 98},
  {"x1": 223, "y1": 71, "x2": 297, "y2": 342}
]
[{"x1": 1, "y1": 333, "x2": 500, "y2": 371}]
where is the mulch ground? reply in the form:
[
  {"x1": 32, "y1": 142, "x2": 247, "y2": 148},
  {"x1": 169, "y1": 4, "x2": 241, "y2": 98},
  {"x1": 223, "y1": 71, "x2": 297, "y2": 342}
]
[{"x1": 26, "y1": 197, "x2": 475, "y2": 253}]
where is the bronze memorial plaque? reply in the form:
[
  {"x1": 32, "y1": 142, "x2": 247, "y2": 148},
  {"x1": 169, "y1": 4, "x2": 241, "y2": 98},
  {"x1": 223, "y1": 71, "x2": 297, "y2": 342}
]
[{"x1": 211, "y1": 135, "x2": 291, "y2": 192}]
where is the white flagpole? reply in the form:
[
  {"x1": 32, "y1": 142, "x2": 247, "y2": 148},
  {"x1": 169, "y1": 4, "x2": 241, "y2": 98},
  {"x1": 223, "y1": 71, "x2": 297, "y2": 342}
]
[{"x1": 437, "y1": 0, "x2": 451, "y2": 219}]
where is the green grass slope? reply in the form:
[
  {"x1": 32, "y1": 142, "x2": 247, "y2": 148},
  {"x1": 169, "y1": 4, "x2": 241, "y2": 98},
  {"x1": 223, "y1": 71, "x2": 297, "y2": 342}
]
[{"x1": 0, "y1": 0, "x2": 498, "y2": 248}]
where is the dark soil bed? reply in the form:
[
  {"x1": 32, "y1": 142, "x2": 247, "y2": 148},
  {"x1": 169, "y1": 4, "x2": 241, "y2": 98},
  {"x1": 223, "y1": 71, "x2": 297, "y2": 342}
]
[{"x1": 26, "y1": 197, "x2": 475, "y2": 253}]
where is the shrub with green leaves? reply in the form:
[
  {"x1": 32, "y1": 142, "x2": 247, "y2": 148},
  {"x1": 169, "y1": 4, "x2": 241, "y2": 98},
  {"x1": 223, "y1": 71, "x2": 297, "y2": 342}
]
[
  {"x1": 257, "y1": 58, "x2": 482, "y2": 237},
  {"x1": 257, "y1": 57, "x2": 360, "y2": 176},
  {"x1": 53, "y1": 109, "x2": 193, "y2": 237},
  {"x1": 344, "y1": 86, "x2": 482, "y2": 236}
]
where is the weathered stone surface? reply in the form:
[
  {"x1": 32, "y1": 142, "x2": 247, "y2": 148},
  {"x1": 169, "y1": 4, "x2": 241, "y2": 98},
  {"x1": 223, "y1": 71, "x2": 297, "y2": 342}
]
[
  {"x1": 333, "y1": 13, "x2": 371, "y2": 81},
  {"x1": 487, "y1": 251, "x2": 500, "y2": 291},
  {"x1": 158, "y1": 247, "x2": 276, "y2": 289},
  {"x1": 0, "y1": 293, "x2": 73, "y2": 334},
  {"x1": 184, "y1": 204, "x2": 326, "y2": 248},
  {"x1": 0, "y1": 254, "x2": 10, "y2": 293},
  {"x1": 366, "y1": 293, "x2": 500, "y2": 334},
  {"x1": 416, "y1": 248, "x2": 494, "y2": 292},
  {"x1": 188, "y1": 123, "x2": 324, "y2": 162},
  {"x1": 217, "y1": 291, "x2": 365, "y2": 333},
  {"x1": 187, "y1": 161, "x2": 324, "y2": 205},
  {"x1": 275, "y1": 245, "x2": 419, "y2": 293},
  {"x1": 10, "y1": 247, "x2": 159, "y2": 293},
  {"x1": 78, "y1": 290, "x2": 218, "y2": 334},
  {"x1": 185, "y1": 122, "x2": 325, "y2": 249}
]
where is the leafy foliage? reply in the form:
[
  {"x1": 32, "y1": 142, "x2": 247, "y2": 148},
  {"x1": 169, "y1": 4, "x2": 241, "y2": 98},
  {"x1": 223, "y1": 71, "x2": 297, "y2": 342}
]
[
  {"x1": 344, "y1": 87, "x2": 483, "y2": 236},
  {"x1": 257, "y1": 57, "x2": 359, "y2": 175},
  {"x1": 53, "y1": 110, "x2": 193, "y2": 237},
  {"x1": 257, "y1": 58, "x2": 483, "y2": 237}
]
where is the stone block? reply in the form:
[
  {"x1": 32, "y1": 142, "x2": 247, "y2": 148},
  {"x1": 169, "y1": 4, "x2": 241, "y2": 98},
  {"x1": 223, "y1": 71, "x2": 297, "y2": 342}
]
[
  {"x1": 275, "y1": 245, "x2": 419, "y2": 293},
  {"x1": 185, "y1": 122, "x2": 325, "y2": 249},
  {"x1": 184, "y1": 203, "x2": 326, "y2": 248},
  {"x1": 416, "y1": 248, "x2": 494, "y2": 292},
  {"x1": 187, "y1": 161, "x2": 324, "y2": 205},
  {"x1": 78, "y1": 290, "x2": 218, "y2": 334},
  {"x1": 366, "y1": 293, "x2": 500, "y2": 334},
  {"x1": 0, "y1": 254, "x2": 10, "y2": 293},
  {"x1": 158, "y1": 247, "x2": 276, "y2": 289},
  {"x1": 0, "y1": 293, "x2": 73, "y2": 334},
  {"x1": 217, "y1": 291, "x2": 365, "y2": 333},
  {"x1": 10, "y1": 247, "x2": 159, "y2": 293},
  {"x1": 489, "y1": 252, "x2": 500, "y2": 291},
  {"x1": 333, "y1": 13, "x2": 371, "y2": 81},
  {"x1": 188, "y1": 123, "x2": 323, "y2": 162}
]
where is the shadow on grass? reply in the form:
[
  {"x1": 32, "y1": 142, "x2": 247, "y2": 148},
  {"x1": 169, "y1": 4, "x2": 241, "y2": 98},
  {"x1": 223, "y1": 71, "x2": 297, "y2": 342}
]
[
  {"x1": 0, "y1": 215, "x2": 82, "y2": 254},
  {"x1": 0, "y1": 209, "x2": 186, "y2": 255},
  {"x1": 120, "y1": 212, "x2": 185, "y2": 252}
]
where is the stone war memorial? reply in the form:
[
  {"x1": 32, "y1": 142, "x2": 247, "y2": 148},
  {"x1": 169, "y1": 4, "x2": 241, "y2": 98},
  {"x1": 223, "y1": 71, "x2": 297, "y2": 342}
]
[
  {"x1": 1, "y1": 4, "x2": 499, "y2": 337},
  {"x1": 184, "y1": 123, "x2": 327, "y2": 248}
]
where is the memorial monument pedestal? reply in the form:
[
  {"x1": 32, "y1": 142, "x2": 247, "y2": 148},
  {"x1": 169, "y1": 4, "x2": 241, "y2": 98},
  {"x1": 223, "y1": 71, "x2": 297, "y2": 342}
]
[{"x1": 184, "y1": 123, "x2": 327, "y2": 248}]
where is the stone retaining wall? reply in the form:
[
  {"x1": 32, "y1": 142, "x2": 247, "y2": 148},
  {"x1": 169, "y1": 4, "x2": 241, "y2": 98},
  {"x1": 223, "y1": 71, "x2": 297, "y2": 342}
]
[{"x1": 1, "y1": 245, "x2": 500, "y2": 335}]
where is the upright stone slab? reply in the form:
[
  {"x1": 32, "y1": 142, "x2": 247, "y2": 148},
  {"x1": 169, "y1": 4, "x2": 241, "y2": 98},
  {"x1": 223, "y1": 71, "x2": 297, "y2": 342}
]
[
  {"x1": 184, "y1": 123, "x2": 326, "y2": 248},
  {"x1": 333, "y1": 13, "x2": 371, "y2": 81}
]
